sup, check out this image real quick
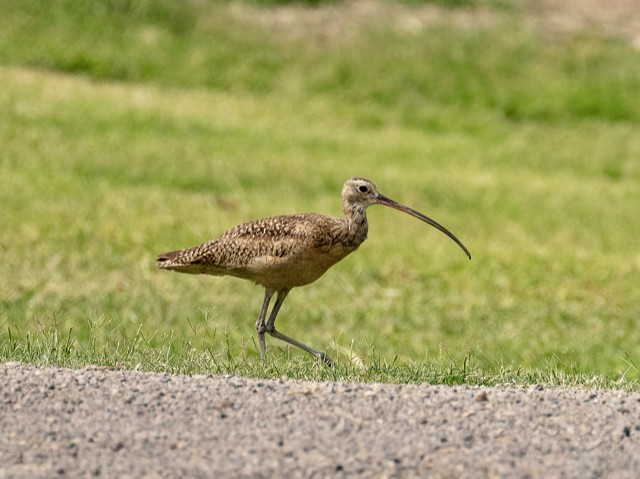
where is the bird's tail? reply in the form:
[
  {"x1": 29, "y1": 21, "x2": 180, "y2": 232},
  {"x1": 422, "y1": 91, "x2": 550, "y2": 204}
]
[
  {"x1": 156, "y1": 248, "x2": 212, "y2": 274},
  {"x1": 157, "y1": 249, "x2": 183, "y2": 266}
]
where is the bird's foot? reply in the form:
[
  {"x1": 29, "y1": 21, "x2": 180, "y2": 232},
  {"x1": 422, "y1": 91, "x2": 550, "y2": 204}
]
[{"x1": 318, "y1": 351, "x2": 333, "y2": 367}]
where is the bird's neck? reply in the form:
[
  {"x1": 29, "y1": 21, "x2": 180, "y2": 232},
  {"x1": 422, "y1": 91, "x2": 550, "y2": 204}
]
[{"x1": 343, "y1": 202, "x2": 369, "y2": 246}]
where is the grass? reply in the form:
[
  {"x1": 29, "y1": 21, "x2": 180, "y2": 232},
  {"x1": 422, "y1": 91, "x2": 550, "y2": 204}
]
[{"x1": 1, "y1": 0, "x2": 639, "y2": 388}]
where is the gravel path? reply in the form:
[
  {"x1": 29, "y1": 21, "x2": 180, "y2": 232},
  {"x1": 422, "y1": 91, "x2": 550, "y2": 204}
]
[{"x1": 1, "y1": 362, "x2": 639, "y2": 478}]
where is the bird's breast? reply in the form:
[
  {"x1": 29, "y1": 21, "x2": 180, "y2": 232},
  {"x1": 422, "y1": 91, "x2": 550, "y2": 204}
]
[{"x1": 245, "y1": 241, "x2": 356, "y2": 290}]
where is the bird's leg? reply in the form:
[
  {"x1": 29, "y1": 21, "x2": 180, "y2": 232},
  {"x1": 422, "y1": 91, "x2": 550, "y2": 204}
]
[
  {"x1": 256, "y1": 289, "x2": 274, "y2": 364},
  {"x1": 265, "y1": 288, "x2": 333, "y2": 366}
]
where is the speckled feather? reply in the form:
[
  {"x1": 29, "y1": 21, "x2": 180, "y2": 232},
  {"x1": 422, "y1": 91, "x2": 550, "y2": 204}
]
[{"x1": 157, "y1": 207, "x2": 369, "y2": 291}]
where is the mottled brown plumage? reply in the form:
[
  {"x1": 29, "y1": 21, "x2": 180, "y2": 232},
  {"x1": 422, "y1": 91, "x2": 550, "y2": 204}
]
[
  {"x1": 157, "y1": 213, "x2": 363, "y2": 291},
  {"x1": 158, "y1": 177, "x2": 470, "y2": 365}
]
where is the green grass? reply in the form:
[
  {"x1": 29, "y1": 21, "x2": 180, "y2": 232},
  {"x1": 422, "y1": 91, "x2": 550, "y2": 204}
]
[{"x1": 1, "y1": 0, "x2": 639, "y2": 388}]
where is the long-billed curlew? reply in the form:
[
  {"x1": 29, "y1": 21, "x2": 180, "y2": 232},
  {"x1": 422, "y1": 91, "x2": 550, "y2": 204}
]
[{"x1": 157, "y1": 177, "x2": 470, "y2": 365}]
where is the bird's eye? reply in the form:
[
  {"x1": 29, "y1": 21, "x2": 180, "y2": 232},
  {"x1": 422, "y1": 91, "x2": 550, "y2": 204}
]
[{"x1": 358, "y1": 185, "x2": 368, "y2": 193}]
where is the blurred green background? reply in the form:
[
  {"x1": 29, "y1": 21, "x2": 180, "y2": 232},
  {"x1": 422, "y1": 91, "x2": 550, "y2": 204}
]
[{"x1": 1, "y1": 0, "x2": 639, "y2": 384}]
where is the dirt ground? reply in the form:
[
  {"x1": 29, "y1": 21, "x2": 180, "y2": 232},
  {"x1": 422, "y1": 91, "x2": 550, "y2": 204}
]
[
  {"x1": 2, "y1": 362, "x2": 640, "y2": 478},
  {"x1": 234, "y1": 0, "x2": 640, "y2": 48}
]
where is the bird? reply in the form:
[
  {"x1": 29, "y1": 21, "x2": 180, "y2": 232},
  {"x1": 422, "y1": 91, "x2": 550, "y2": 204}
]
[{"x1": 157, "y1": 177, "x2": 470, "y2": 365}]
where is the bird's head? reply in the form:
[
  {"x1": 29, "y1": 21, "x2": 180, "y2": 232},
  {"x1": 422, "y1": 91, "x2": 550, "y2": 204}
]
[{"x1": 341, "y1": 177, "x2": 381, "y2": 208}]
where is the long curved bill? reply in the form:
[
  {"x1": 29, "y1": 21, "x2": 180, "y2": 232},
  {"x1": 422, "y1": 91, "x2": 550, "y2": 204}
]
[{"x1": 376, "y1": 194, "x2": 471, "y2": 260}]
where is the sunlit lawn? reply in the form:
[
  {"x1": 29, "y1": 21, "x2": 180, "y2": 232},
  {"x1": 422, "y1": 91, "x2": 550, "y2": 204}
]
[{"x1": 1, "y1": 0, "x2": 639, "y2": 387}]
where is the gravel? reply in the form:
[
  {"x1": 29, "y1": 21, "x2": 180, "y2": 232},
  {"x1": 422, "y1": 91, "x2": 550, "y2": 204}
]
[{"x1": 1, "y1": 362, "x2": 639, "y2": 478}]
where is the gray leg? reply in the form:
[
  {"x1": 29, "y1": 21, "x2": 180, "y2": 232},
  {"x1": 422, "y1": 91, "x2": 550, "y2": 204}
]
[
  {"x1": 255, "y1": 289, "x2": 274, "y2": 364},
  {"x1": 265, "y1": 289, "x2": 333, "y2": 366}
]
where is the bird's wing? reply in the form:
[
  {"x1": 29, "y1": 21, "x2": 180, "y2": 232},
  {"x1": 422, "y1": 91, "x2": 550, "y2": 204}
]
[{"x1": 157, "y1": 213, "x2": 342, "y2": 273}]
